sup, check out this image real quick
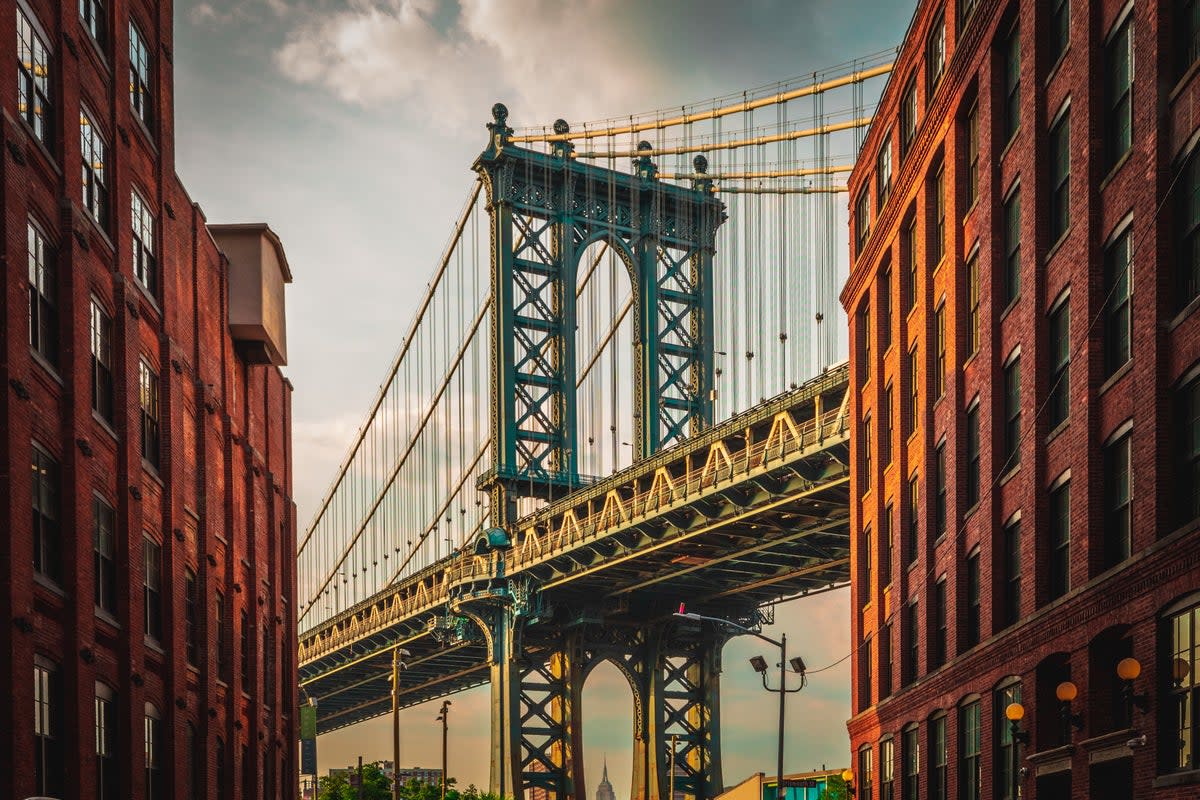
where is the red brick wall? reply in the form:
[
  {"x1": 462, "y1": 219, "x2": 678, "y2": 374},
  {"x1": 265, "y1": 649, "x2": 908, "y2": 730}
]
[
  {"x1": 842, "y1": 0, "x2": 1200, "y2": 797},
  {"x1": 0, "y1": 1, "x2": 297, "y2": 798}
]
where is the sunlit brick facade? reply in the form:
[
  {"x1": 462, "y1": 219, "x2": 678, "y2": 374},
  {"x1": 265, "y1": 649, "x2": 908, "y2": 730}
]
[
  {"x1": 842, "y1": 0, "x2": 1200, "y2": 797},
  {"x1": 0, "y1": 1, "x2": 297, "y2": 798}
]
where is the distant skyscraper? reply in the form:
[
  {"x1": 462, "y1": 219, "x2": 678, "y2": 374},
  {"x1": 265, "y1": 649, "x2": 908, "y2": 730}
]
[{"x1": 596, "y1": 757, "x2": 617, "y2": 800}]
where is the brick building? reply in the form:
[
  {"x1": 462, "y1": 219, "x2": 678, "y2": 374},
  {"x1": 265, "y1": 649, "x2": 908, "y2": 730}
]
[
  {"x1": 0, "y1": 1, "x2": 297, "y2": 799},
  {"x1": 842, "y1": 0, "x2": 1200, "y2": 798}
]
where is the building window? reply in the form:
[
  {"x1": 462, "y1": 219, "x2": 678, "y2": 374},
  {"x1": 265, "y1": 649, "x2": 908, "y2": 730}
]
[
  {"x1": 1180, "y1": 372, "x2": 1200, "y2": 526},
  {"x1": 1003, "y1": 519, "x2": 1022, "y2": 627},
  {"x1": 1106, "y1": 17, "x2": 1133, "y2": 170},
  {"x1": 859, "y1": 302, "x2": 871, "y2": 384},
  {"x1": 880, "y1": 621, "x2": 893, "y2": 698},
  {"x1": 881, "y1": 265, "x2": 893, "y2": 352},
  {"x1": 932, "y1": 576, "x2": 947, "y2": 668},
  {"x1": 930, "y1": 713, "x2": 948, "y2": 800},
  {"x1": 1048, "y1": 298, "x2": 1070, "y2": 429},
  {"x1": 1002, "y1": 26, "x2": 1021, "y2": 143},
  {"x1": 882, "y1": 383, "x2": 894, "y2": 468},
  {"x1": 966, "y1": 251, "x2": 979, "y2": 357},
  {"x1": 94, "y1": 496, "x2": 117, "y2": 613},
  {"x1": 1105, "y1": 228, "x2": 1132, "y2": 378},
  {"x1": 91, "y1": 299, "x2": 114, "y2": 421},
  {"x1": 1050, "y1": 0, "x2": 1070, "y2": 63},
  {"x1": 216, "y1": 591, "x2": 230, "y2": 683},
  {"x1": 966, "y1": 402, "x2": 980, "y2": 507},
  {"x1": 863, "y1": 524, "x2": 873, "y2": 597},
  {"x1": 27, "y1": 221, "x2": 58, "y2": 367},
  {"x1": 80, "y1": 0, "x2": 105, "y2": 48},
  {"x1": 856, "y1": 186, "x2": 872, "y2": 254},
  {"x1": 1002, "y1": 187, "x2": 1021, "y2": 307},
  {"x1": 859, "y1": 744, "x2": 874, "y2": 800},
  {"x1": 1049, "y1": 110, "x2": 1071, "y2": 244},
  {"x1": 931, "y1": 165, "x2": 946, "y2": 266},
  {"x1": 32, "y1": 444, "x2": 60, "y2": 581},
  {"x1": 960, "y1": 700, "x2": 982, "y2": 800},
  {"x1": 145, "y1": 705, "x2": 163, "y2": 800},
  {"x1": 965, "y1": 102, "x2": 979, "y2": 208},
  {"x1": 139, "y1": 359, "x2": 160, "y2": 469},
  {"x1": 960, "y1": 0, "x2": 978, "y2": 29},
  {"x1": 926, "y1": 14, "x2": 946, "y2": 98},
  {"x1": 902, "y1": 725, "x2": 919, "y2": 800},
  {"x1": 908, "y1": 342, "x2": 920, "y2": 436},
  {"x1": 187, "y1": 723, "x2": 200, "y2": 800},
  {"x1": 900, "y1": 75, "x2": 918, "y2": 161},
  {"x1": 882, "y1": 502, "x2": 894, "y2": 588},
  {"x1": 17, "y1": 8, "x2": 52, "y2": 144},
  {"x1": 1179, "y1": 148, "x2": 1200, "y2": 308},
  {"x1": 906, "y1": 599, "x2": 920, "y2": 684},
  {"x1": 1164, "y1": 596, "x2": 1200, "y2": 772},
  {"x1": 862, "y1": 414, "x2": 873, "y2": 494},
  {"x1": 903, "y1": 216, "x2": 917, "y2": 314},
  {"x1": 34, "y1": 661, "x2": 61, "y2": 796},
  {"x1": 1184, "y1": 0, "x2": 1200, "y2": 74},
  {"x1": 263, "y1": 621, "x2": 274, "y2": 706},
  {"x1": 132, "y1": 191, "x2": 157, "y2": 295},
  {"x1": 878, "y1": 136, "x2": 893, "y2": 209},
  {"x1": 880, "y1": 737, "x2": 895, "y2": 800},
  {"x1": 966, "y1": 548, "x2": 981, "y2": 647},
  {"x1": 216, "y1": 737, "x2": 227, "y2": 792},
  {"x1": 81, "y1": 106, "x2": 108, "y2": 226},
  {"x1": 934, "y1": 441, "x2": 947, "y2": 540},
  {"x1": 1002, "y1": 355, "x2": 1021, "y2": 471},
  {"x1": 1049, "y1": 481, "x2": 1070, "y2": 601},
  {"x1": 241, "y1": 609, "x2": 251, "y2": 692},
  {"x1": 996, "y1": 682, "x2": 1023, "y2": 800},
  {"x1": 907, "y1": 472, "x2": 920, "y2": 565},
  {"x1": 185, "y1": 569, "x2": 198, "y2": 666},
  {"x1": 96, "y1": 683, "x2": 118, "y2": 800},
  {"x1": 143, "y1": 537, "x2": 162, "y2": 642},
  {"x1": 933, "y1": 302, "x2": 946, "y2": 399},
  {"x1": 860, "y1": 634, "x2": 873, "y2": 711},
  {"x1": 1105, "y1": 430, "x2": 1132, "y2": 567},
  {"x1": 130, "y1": 22, "x2": 153, "y2": 128}
]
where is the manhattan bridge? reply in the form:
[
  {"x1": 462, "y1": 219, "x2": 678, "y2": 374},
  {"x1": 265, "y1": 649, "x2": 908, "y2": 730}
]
[{"x1": 296, "y1": 51, "x2": 893, "y2": 800}]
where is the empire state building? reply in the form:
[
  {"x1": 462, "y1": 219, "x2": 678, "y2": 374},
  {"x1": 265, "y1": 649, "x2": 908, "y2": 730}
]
[{"x1": 595, "y1": 758, "x2": 616, "y2": 800}]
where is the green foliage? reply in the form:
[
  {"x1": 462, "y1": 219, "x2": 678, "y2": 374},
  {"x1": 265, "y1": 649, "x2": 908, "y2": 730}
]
[
  {"x1": 817, "y1": 774, "x2": 848, "y2": 800},
  {"x1": 317, "y1": 764, "x2": 393, "y2": 800}
]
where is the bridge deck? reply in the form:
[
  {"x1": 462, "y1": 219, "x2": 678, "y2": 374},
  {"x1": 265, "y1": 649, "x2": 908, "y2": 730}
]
[{"x1": 299, "y1": 364, "x2": 851, "y2": 734}]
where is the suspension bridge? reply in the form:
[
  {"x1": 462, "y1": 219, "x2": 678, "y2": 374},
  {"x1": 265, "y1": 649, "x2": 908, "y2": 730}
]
[{"x1": 296, "y1": 52, "x2": 892, "y2": 800}]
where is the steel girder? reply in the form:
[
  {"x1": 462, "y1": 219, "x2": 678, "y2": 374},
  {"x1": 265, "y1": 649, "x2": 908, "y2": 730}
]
[{"x1": 474, "y1": 104, "x2": 724, "y2": 508}]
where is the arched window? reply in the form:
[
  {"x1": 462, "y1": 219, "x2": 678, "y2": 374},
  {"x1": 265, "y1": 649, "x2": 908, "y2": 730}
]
[
  {"x1": 858, "y1": 742, "x2": 874, "y2": 800},
  {"x1": 879, "y1": 736, "x2": 895, "y2": 800},
  {"x1": 34, "y1": 656, "x2": 61, "y2": 796},
  {"x1": 96, "y1": 681, "x2": 118, "y2": 800},
  {"x1": 993, "y1": 677, "x2": 1022, "y2": 800},
  {"x1": 902, "y1": 723, "x2": 920, "y2": 800},
  {"x1": 958, "y1": 695, "x2": 982, "y2": 800},
  {"x1": 1162, "y1": 593, "x2": 1200, "y2": 773},
  {"x1": 145, "y1": 702, "x2": 163, "y2": 800}
]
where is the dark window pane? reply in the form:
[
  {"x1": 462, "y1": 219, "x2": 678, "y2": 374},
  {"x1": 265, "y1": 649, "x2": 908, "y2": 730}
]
[
  {"x1": 1050, "y1": 113, "x2": 1071, "y2": 242},
  {"x1": 1105, "y1": 230, "x2": 1132, "y2": 377},
  {"x1": 1105, "y1": 434, "x2": 1132, "y2": 566},
  {"x1": 1048, "y1": 482, "x2": 1070, "y2": 600},
  {"x1": 1048, "y1": 300, "x2": 1070, "y2": 428},
  {"x1": 32, "y1": 445, "x2": 60, "y2": 581}
]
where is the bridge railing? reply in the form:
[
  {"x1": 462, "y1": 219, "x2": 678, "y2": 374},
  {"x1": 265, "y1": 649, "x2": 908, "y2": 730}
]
[{"x1": 299, "y1": 394, "x2": 848, "y2": 667}]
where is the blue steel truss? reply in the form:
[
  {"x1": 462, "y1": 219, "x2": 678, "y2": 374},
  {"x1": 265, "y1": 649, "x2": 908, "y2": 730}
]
[{"x1": 474, "y1": 105, "x2": 724, "y2": 509}]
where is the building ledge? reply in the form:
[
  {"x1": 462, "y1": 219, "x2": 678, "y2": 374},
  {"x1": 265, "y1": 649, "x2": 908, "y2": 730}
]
[
  {"x1": 1153, "y1": 769, "x2": 1200, "y2": 789},
  {"x1": 1027, "y1": 744, "x2": 1073, "y2": 776},
  {"x1": 1079, "y1": 728, "x2": 1135, "y2": 764}
]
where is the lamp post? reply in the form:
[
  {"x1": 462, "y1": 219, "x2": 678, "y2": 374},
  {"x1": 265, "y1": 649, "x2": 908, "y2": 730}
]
[
  {"x1": 674, "y1": 606, "x2": 805, "y2": 794},
  {"x1": 841, "y1": 769, "x2": 855, "y2": 797},
  {"x1": 1117, "y1": 657, "x2": 1149, "y2": 723},
  {"x1": 1054, "y1": 681, "x2": 1084, "y2": 743},
  {"x1": 1004, "y1": 703, "x2": 1029, "y2": 800},
  {"x1": 436, "y1": 700, "x2": 452, "y2": 800},
  {"x1": 391, "y1": 647, "x2": 412, "y2": 800}
]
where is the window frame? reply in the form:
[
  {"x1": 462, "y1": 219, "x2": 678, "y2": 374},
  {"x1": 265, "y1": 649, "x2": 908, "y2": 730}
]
[
  {"x1": 1050, "y1": 0, "x2": 1070, "y2": 65},
  {"x1": 1105, "y1": 225, "x2": 1133, "y2": 378},
  {"x1": 877, "y1": 134, "x2": 893, "y2": 210},
  {"x1": 995, "y1": 681, "x2": 1023, "y2": 800},
  {"x1": 129, "y1": 20, "x2": 153, "y2": 130},
  {"x1": 965, "y1": 101, "x2": 979, "y2": 208},
  {"x1": 882, "y1": 382, "x2": 894, "y2": 468},
  {"x1": 1048, "y1": 478, "x2": 1071, "y2": 601},
  {"x1": 1048, "y1": 293, "x2": 1071, "y2": 429},
  {"x1": 1002, "y1": 185, "x2": 1021, "y2": 307},
  {"x1": 933, "y1": 301, "x2": 946, "y2": 400},
  {"x1": 1105, "y1": 14, "x2": 1133, "y2": 170},
  {"x1": 16, "y1": 6, "x2": 53, "y2": 146},
  {"x1": 966, "y1": 399, "x2": 981, "y2": 508},
  {"x1": 27, "y1": 218, "x2": 57, "y2": 366},
  {"x1": 80, "y1": 0, "x2": 106, "y2": 49},
  {"x1": 139, "y1": 359, "x2": 160, "y2": 469},
  {"x1": 143, "y1": 536, "x2": 162, "y2": 643},
  {"x1": 932, "y1": 575, "x2": 948, "y2": 668},
  {"x1": 960, "y1": 699, "x2": 983, "y2": 800},
  {"x1": 966, "y1": 547, "x2": 982, "y2": 647},
  {"x1": 91, "y1": 298, "x2": 114, "y2": 422},
  {"x1": 32, "y1": 442, "x2": 60, "y2": 582},
  {"x1": 930, "y1": 711, "x2": 948, "y2": 800},
  {"x1": 907, "y1": 471, "x2": 920, "y2": 566},
  {"x1": 1002, "y1": 24, "x2": 1021, "y2": 144},
  {"x1": 856, "y1": 185, "x2": 872, "y2": 254},
  {"x1": 1003, "y1": 517, "x2": 1022, "y2": 627},
  {"x1": 1104, "y1": 427, "x2": 1133, "y2": 567},
  {"x1": 1178, "y1": 147, "x2": 1200, "y2": 308},
  {"x1": 880, "y1": 736, "x2": 896, "y2": 800},
  {"x1": 34, "y1": 659, "x2": 61, "y2": 796},
  {"x1": 145, "y1": 703, "x2": 163, "y2": 800},
  {"x1": 185, "y1": 569, "x2": 198, "y2": 666},
  {"x1": 1049, "y1": 106, "x2": 1071, "y2": 244},
  {"x1": 131, "y1": 189, "x2": 157, "y2": 296},
  {"x1": 900, "y1": 75, "x2": 919, "y2": 161},
  {"x1": 93, "y1": 495, "x2": 117, "y2": 613},
  {"x1": 966, "y1": 248, "x2": 980, "y2": 357},
  {"x1": 926, "y1": 13, "x2": 946, "y2": 99},
  {"x1": 81, "y1": 105, "x2": 109, "y2": 227},
  {"x1": 95, "y1": 681, "x2": 118, "y2": 800},
  {"x1": 1002, "y1": 353, "x2": 1021, "y2": 471},
  {"x1": 902, "y1": 724, "x2": 920, "y2": 800},
  {"x1": 931, "y1": 163, "x2": 946, "y2": 267},
  {"x1": 933, "y1": 439, "x2": 947, "y2": 540},
  {"x1": 1162, "y1": 594, "x2": 1200, "y2": 773}
]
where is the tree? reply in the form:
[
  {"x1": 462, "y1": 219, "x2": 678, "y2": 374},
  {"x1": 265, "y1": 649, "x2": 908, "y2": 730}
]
[
  {"x1": 317, "y1": 764, "x2": 392, "y2": 800},
  {"x1": 817, "y1": 774, "x2": 849, "y2": 800}
]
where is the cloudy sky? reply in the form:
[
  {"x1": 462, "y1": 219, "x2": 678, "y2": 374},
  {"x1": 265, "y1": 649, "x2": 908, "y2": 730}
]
[{"x1": 173, "y1": 0, "x2": 913, "y2": 793}]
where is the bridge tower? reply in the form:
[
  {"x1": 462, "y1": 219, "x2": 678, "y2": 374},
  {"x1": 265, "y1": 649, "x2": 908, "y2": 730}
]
[{"x1": 470, "y1": 104, "x2": 729, "y2": 800}]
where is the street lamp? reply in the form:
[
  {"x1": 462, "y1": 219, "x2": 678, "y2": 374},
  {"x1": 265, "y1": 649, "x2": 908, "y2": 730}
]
[
  {"x1": 391, "y1": 647, "x2": 412, "y2": 800},
  {"x1": 1004, "y1": 702, "x2": 1029, "y2": 800},
  {"x1": 841, "y1": 769, "x2": 855, "y2": 797},
  {"x1": 436, "y1": 700, "x2": 452, "y2": 800},
  {"x1": 674, "y1": 605, "x2": 805, "y2": 793},
  {"x1": 1117, "y1": 657, "x2": 1149, "y2": 721},
  {"x1": 1055, "y1": 681, "x2": 1084, "y2": 743}
]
